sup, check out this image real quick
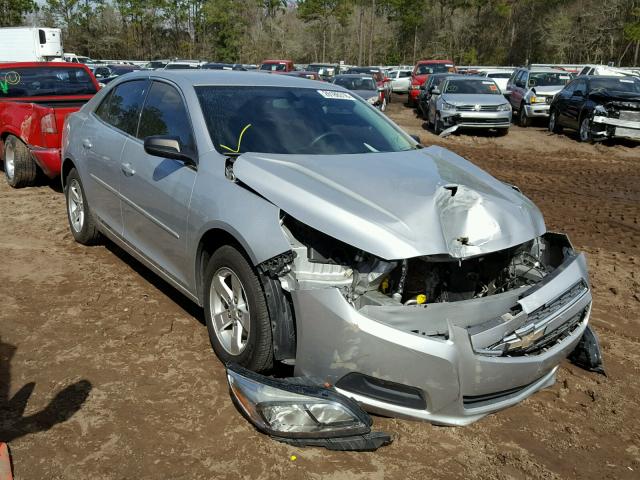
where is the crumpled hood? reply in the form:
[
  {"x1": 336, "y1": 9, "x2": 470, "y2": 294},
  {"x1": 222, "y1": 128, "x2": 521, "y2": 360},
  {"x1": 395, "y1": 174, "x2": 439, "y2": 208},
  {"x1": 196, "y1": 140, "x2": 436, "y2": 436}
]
[{"x1": 233, "y1": 146, "x2": 546, "y2": 260}]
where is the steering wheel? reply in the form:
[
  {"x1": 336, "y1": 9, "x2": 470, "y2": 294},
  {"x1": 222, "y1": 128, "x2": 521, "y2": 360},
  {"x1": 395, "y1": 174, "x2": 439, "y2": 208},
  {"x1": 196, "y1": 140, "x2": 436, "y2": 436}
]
[{"x1": 309, "y1": 131, "x2": 344, "y2": 149}]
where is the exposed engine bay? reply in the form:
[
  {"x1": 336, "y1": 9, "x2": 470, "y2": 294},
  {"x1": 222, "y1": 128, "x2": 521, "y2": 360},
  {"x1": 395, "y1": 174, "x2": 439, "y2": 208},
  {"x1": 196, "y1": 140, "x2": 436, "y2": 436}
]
[{"x1": 273, "y1": 215, "x2": 568, "y2": 312}]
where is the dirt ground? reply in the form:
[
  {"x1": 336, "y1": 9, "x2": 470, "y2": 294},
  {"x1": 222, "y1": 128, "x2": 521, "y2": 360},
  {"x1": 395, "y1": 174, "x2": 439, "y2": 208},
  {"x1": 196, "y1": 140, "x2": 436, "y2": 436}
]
[{"x1": 1, "y1": 99, "x2": 639, "y2": 479}]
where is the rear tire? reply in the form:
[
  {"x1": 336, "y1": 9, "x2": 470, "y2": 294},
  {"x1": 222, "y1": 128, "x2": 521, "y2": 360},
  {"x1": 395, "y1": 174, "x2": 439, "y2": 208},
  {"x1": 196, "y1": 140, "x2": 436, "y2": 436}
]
[
  {"x1": 204, "y1": 245, "x2": 273, "y2": 372},
  {"x1": 3, "y1": 135, "x2": 37, "y2": 188},
  {"x1": 64, "y1": 168, "x2": 100, "y2": 245}
]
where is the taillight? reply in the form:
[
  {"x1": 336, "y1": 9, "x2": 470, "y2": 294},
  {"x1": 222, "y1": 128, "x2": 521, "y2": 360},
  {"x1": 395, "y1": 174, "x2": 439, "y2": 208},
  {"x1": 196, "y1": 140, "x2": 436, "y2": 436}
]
[{"x1": 41, "y1": 113, "x2": 57, "y2": 134}]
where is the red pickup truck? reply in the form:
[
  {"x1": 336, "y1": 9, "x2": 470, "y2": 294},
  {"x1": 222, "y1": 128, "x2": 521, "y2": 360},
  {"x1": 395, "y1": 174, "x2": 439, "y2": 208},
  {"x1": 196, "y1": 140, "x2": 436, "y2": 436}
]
[
  {"x1": 0, "y1": 62, "x2": 98, "y2": 187},
  {"x1": 259, "y1": 59, "x2": 295, "y2": 73},
  {"x1": 407, "y1": 59, "x2": 456, "y2": 107}
]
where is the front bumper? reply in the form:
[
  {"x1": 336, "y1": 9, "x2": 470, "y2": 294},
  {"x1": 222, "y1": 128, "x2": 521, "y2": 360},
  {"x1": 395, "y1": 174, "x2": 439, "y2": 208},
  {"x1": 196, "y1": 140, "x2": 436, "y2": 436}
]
[
  {"x1": 592, "y1": 115, "x2": 640, "y2": 141},
  {"x1": 524, "y1": 103, "x2": 550, "y2": 118},
  {"x1": 441, "y1": 110, "x2": 512, "y2": 129},
  {"x1": 29, "y1": 146, "x2": 61, "y2": 178},
  {"x1": 293, "y1": 250, "x2": 591, "y2": 426}
]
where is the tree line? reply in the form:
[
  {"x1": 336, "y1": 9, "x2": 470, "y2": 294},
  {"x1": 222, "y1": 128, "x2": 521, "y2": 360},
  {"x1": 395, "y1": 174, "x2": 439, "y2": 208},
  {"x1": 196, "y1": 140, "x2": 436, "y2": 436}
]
[{"x1": 4, "y1": 0, "x2": 640, "y2": 66}]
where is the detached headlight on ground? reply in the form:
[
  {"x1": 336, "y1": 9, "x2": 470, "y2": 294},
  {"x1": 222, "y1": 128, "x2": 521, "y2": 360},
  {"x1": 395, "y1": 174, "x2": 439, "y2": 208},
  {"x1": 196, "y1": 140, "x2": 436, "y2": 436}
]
[{"x1": 226, "y1": 363, "x2": 392, "y2": 451}]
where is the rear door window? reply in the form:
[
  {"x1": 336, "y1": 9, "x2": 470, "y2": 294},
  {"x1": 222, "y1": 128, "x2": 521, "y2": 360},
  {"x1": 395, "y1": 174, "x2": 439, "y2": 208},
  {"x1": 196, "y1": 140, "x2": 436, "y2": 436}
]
[
  {"x1": 137, "y1": 81, "x2": 195, "y2": 154},
  {"x1": 95, "y1": 80, "x2": 148, "y2": 136}
]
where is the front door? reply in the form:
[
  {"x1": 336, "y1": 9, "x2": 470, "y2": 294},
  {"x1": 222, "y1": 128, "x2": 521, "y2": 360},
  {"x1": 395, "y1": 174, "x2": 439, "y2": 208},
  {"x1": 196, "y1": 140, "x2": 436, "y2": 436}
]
[{"x1": 119, "y1": 80, "x2": 197, "y2": 287}]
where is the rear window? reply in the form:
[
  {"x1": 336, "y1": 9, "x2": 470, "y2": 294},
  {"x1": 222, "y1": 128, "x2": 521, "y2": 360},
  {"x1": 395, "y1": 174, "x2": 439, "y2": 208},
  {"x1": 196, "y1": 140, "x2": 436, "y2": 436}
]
[
  {"x1": 416, "y1": 63, "x2": 454, "y2": 75},
  {"x1": 260, "y1": 63, "x2": 287, "y2": 71},
  {"x1": 488, "y1": 72, "x2": 512, "y2": 79},
  {"x1": 0, "y1": 67, "x2": 97, "y2": 98}
]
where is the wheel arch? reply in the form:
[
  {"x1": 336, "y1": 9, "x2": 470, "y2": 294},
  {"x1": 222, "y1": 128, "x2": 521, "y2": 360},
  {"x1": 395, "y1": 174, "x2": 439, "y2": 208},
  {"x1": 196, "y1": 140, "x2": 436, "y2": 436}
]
[
  {"x1": 60, "y1": 157, "x2": 76, "y2": 189},
  {"x1": 195, "y1": 225, "x2": 297, "y2": 361}
]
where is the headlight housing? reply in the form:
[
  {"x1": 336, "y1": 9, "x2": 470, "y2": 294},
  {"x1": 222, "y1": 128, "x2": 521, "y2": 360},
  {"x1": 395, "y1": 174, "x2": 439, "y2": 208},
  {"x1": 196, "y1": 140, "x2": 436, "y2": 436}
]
[
  {"x1": 226, "y1": 363, "x2": 392, "y2": 450},
  {"x1": 441, "y1": 101, "x2": 456, "y2": 111},
  {"x1": 497, "y1": 103, "x2": 511, "y2": 111},
  {"x1": 530, "y1": 96, "x2": 546, "y2": 103}
]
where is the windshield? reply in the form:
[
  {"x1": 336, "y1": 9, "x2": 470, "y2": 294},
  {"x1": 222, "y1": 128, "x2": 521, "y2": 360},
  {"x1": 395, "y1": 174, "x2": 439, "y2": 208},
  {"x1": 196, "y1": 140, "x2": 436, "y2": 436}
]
[
  {"x1": 488, "y1": 72, "x2": 511, "y2": 79},
  {"x1": 444, "y1": 79, "x2": 500, "y2": 94},
  {"x1": 416, "y1": 63, "x2": 453, "y2": 75},
  {"x1": 165, "y1": 63, "x2": 198, "y2": 70},
  {"x1": 195, "y1": 86, "x2": 414, "y2": 155},
  {"x1": 0, "y1": 67, "x2": 97, "y2": 97},
  {"x1": 111, "y1": 66, "x2": 137, "y2": 75},
  {"x1": 529, "y1": 72, "x2": 572, "y2": 87},
  {"x1": 333, "y1": 76, "x2": 377, "y2": 91},
  {"x1": 590, "y1": 77, "x2": 640, "y2": 94},
  {"x1": 260, "y1": 63, "x2": 287, "y2": 71}
]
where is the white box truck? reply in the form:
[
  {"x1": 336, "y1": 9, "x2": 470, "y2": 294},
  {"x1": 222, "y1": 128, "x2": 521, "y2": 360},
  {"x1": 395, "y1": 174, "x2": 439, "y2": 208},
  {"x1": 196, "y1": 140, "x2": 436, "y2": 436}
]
[{"x1": 0, "y1": 27, "x2": 63, "y2": 62}]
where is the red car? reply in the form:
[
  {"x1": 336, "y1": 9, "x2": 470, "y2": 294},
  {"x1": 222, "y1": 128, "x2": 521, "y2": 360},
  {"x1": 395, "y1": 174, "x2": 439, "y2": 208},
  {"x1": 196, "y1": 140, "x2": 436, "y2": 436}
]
[
  {"x1": 0, "y1": 62, "x2": 98, "y2": 187},
  {"x1": 259, "y1": 60, "x2": 295, "y2": 73},
  {"x1": 407, "y1": 59, "x2": 456, "y2": 107}
]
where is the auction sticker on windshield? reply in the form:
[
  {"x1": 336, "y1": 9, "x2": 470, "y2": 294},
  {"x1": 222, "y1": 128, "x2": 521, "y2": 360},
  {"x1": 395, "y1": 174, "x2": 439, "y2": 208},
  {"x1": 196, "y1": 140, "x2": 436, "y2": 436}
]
[{"x1": 317, "y1": 90, "x2": 355, "y2": 100}]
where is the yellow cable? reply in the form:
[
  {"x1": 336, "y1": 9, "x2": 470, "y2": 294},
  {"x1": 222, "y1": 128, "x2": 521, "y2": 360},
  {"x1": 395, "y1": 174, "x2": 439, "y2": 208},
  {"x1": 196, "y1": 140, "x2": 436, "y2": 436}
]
[{"x1": 220, "y1": 123, "x2": 252, "y2": 153}]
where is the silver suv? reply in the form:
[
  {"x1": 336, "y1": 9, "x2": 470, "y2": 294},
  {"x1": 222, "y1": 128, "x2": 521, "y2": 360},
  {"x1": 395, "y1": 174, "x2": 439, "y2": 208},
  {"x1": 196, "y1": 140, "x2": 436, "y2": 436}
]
[{"x1": 506, "y1": 67, "x2": 573, "y2": 126}]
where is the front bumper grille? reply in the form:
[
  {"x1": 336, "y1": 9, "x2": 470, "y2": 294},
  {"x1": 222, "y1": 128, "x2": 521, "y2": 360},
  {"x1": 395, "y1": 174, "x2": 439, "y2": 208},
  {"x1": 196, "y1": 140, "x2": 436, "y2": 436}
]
[
  {"x1": 456, "y1": 105, "x2": 500, "y2": 112},
  {"x1": 480, "y1": 281, "x2": 589, "y2": 356}
]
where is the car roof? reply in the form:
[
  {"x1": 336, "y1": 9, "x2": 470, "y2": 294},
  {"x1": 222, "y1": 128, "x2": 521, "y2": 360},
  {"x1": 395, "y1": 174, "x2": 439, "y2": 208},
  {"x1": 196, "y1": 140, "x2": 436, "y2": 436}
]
[{"x1": 111, "y1": 70, "x2": 348, "y2": 90}]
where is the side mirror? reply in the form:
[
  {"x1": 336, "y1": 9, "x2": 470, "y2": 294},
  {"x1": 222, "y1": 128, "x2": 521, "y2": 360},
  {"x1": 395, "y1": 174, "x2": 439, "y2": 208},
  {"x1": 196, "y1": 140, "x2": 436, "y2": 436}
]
[
  {"x1": 144, "y1": 136, "x2": 196, "y2": 166},
  {"x1": 503, "y1": 90, "x2": 512, "y2": 97},
  {"x1": 432, "y1": 87, "x2": 440, "y2": 95}
]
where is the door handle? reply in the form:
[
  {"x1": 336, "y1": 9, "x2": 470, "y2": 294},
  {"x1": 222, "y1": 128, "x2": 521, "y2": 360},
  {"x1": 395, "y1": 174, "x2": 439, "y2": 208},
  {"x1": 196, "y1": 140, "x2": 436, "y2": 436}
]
[
  {"x1": 82, "y1": 139, "x2": 92, "y2": 149},
  {"x1": 121, "y1": 162, "x2": 135, "y2": 177}
]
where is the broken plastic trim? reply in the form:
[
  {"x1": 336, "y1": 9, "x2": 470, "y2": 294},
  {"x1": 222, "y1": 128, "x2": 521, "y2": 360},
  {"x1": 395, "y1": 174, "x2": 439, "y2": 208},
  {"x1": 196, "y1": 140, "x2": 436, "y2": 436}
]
[
  {"x1": 225, "y1": 363, "x2": 392, "y2": 451},
  {"x1": 568, "y1": 324, "x2": 606, "y2": 375}
]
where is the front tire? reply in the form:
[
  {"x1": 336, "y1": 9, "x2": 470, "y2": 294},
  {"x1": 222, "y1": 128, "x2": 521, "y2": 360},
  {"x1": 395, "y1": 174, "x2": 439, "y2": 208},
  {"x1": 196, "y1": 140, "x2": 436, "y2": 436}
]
[
  {"x1": 65, "y1": 168, "x2": 100, "y2": 245},
  {"x1": 204, "y1": 245, "x2": 273, "y2": 372},
  {"x1": 518, "y1": 103, "x2": 530, "y2": 127},
  {"x1": 579, "y1": 116, "x2": 592, "y2": 143},
  {"x1": 548, "y1": 109, "x2": 562, "y2": 134},
  {"x1": 3, "y1": 135, "x2": 37, "y2": 188}
]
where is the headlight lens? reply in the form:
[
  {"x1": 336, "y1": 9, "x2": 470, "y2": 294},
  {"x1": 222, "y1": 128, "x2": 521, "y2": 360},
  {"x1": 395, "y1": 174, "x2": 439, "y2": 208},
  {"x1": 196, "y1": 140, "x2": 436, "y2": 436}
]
[
  {"x1": 441, "y1": 101, "x2": 456, "y2": 111},
  {"x1": 227, "y1": 364, "x2": 370, "y2": 438},
  {"x1": 530, "y1": 96, "x2": 546, "y2": 103},
  {"x1": 497, "y1": 103, "x2": 511, "y2": 111}
]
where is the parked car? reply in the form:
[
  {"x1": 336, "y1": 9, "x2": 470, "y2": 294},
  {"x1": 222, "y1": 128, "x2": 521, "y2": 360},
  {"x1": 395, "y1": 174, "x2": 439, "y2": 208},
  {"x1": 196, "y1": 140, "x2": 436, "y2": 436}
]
[
  {"x1": 332, "y1": 74, "x2": 386, "y2": 110},
  {"x1": 164, "y1": 60, "x2": 203, "y2": 70},
  {"x1": 61, "y1": 70, "x2": 599, "y2": 430},
  {"x1": 425, "y1": 76, "x2": 512, "y2": 135},
  {"x1": 506, "y1": 67, "x2": 573, "y2": 127},
  {"x1": 259, "y1": 60, "x2": 295, "y2": 73},
  {"x1": 477, "y1": 69, "x2": 514, "y2": 93},
  {"x1": 548, "y1": 75, "x2": 640, "y2": 142},
  {"x1": 306, "y1": 63, "x2": 338, "y2": 80},
  {"x1": 577, "y1": 64, "x2": 638, "y2": 77},
  {"x1": 408, "y1": 60, "x2": 456, "y2": 107},
  {"x1": 93, "y1": 64, "x2": 141, "y2": 85},
  {"x1": 282, "y1": 71, "x2": 322, "y2": 81},
  {"x1": 144, "y1": 60, "x2": 170, "y2": 70},
  {"x1": 345, "y1": 67, "x2": 392, "y2": 102},
  {"x1": 202, "y1": 63, "x2": 247, "y2": 71},
  {"x1": 416, "y1": 73, "x2": 459, "y2": 119},
  {"x1": 386, "y1": 68, "x2": 413, "y2": 93},
  {"x1": 0, "y1": 62, "x2": 98, "y2": 187}
]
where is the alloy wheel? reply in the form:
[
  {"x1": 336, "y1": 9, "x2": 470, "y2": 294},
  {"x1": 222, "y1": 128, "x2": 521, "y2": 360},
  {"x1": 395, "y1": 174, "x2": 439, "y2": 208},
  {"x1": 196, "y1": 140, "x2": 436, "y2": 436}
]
[
  {"x1": 4, "y1": 141, "x2": 14, "y2": 180},
  {"x1": 209, "y1": 267, "x2": 251, "y2": 355},
  {"x1": 67, "y1": 179, "x2": 85, "y2": 233}
]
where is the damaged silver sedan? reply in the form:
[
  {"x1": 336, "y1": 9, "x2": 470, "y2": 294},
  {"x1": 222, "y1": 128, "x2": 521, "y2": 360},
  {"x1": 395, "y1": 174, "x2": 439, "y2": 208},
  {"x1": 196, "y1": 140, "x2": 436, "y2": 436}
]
[{"x1": 62, "y1": 71, "x2": 600, "y2": 439}]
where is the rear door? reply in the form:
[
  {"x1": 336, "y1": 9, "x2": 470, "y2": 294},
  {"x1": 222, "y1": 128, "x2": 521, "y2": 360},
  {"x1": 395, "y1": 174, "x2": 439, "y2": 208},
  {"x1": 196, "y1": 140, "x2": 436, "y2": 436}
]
[
  {"x1": 119, "y1": 80, "x2": 197, "y2": 287},
  {"x1": 555, "y1": 80, "x2": 576, "y2": 126},
  {"x1": 81, "y1": 79, "x2": 148, "y2": 235}
]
